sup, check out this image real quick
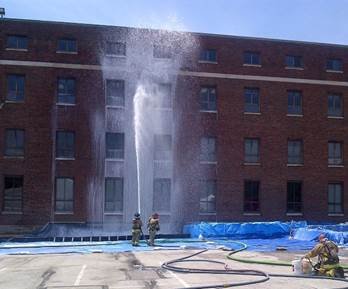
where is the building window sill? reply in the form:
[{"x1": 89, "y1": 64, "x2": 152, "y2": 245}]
[
  {"x1": 200, "y1": 110, "x2": 217, "y2": 114},
  {"x1": 106, "y1": 105, "x2": 125, "y2": 109},
  {"x1": 153, "y1": 58, "x2": 172, "y2": 62},
  {"x1": 328, "y1": 116, "x2": 344, "y2": 119},
  {"x1": 326, "y1": 70, "x2": 343, "y2": 74},
  {"x1": 1, "y1": 211, "x2": 23, "y2": 215},
  {"x1": 244, "y1": 112, "x2": 261, "y2": 115},
  {"x1": 3, "y1": 156, "x2": 25, "y2": 159},
  {"x1": 286, "y1": 213, "x2": 303, "y2": 216},
  {"x1": 104, "y1": 212, "x2": 123, "y2": 216},
  {"x1": 54, "y1": 212, "x2": 74, "y2": 215},
  {"x1": 199, "y1": 212, "x2": 217, "y2": 215},
  {"x1": 105, "y1": 54, "x2": 126, "y2": 58},
  {"x1": 5, "y1": 100, "x2": 25, "y2": 104},
  {"x1": 5, "y1": 48, "x2": 28, "y2": 52},
  {"x1": 56, "y1": 51, "x2": 78, "y2": 55},
  {"x1": 154, "y1": 159, "x2": 172, "y2": 163},
  {"x1": 198, "y1": 60, "x2": 218, "y2": 64},
  {"x1": 287, "y1": 114, "x2": 303, "y2": 117},
  {"x1": 287, "y1": 163, "x2": 304, "y2": 167},
  {"x1": 243, "y1": 212, "x2": 261, "y2": 216},
  {"x1": 243, "y1": 64, "x2": 262, "y2": 67},
  {"x1": 55, "y1": 158, "x2": 75, "y2": 161},
  {"x1": 328, "y1": 213, "x2": 344, "y2": 217},
  {"x1": 154, "y1": 107, "x2": 173, "y2": 111},
  {"x1": 328, "y1": 164, "x2": 344, "y2": 168},
  {"x1": 244, "y1": 162, "x2": 261, "y2": 166},
  {"x1": 200, "y1": 161, "x2": 217, "y2": 165},
  {"x1": 285, "y1": 66, "x2": 304, "y2": 70},
  {"x1": 105, "y1": 158, "x2": 124, "y2": 162},
  {"x1": 57, "y1": 103, "x2": 76, "y2": 106}
]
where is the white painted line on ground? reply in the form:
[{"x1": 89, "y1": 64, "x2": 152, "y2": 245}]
[
  {"x1": 160, "y1": 261, "x2": 190, "y2": 288},
  {"x1": 74, "y1": 264, "x2": 87, "y2": 286},
  {"x1": 0, "y1": 267, "x2": 7, "y2": 273},
  {"x1": 109, "y1": 286, "x2": 145, "y2": 289}
]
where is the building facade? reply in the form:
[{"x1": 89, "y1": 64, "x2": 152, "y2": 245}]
[{"x1": 0, "y1": 18, "x2": 347, "y2": 234}]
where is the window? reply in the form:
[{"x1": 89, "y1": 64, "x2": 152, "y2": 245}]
[
  {"x1": 200, "y1": 180, "x2": 216, "y2": 213},
  {"x1": 328, "y1": 183, "x2": 343, "y2": 214},
  {"x1": 200, "y1": 136, "x2": 216, "y2": 162},
  {"x1": 287, "y1": 90, "x2": 302, "y2": 115},
  {"x1": 106, "y1": 132, "x2": 124, "y2": 159},
  {"x1": 57, "y1": 78, "x2": 75, "y2": 104},
  {"x1": 55, "y1": 178, "x2": 74, "y2": 212},
  {"x1": 200, "y1": 49, "x2": 217, "y2": 62},
  {"x1": 7, "y1": 74, "x2": 25, "y2": 102},
  {"x1": 244, "y1": 181, "x2": 259, "y2": 212},
  {"x1": 327, "y1": 59, "x2": 343, "y2": 72},
  {"x1": 56, "y1": 131, "x2": 75, "y2": 159},
  {"x1": 153, "y1": 178, "x2": 171, "y2": 212},
  {"x1": 200, "y1": 86, "x2": 217, "y2": 111},
  {"x1": 106, "y1": 41, "x2": 126, "y2": 56},
  {"x1": 244, "y1": 88, "x2": 260, "y2": 113},
  {"x1": 288, "y1": 140, "x2": 303, "y2": 164},
  {"x1": 57, "y1": 39, "x2": 77, "y2": 53},
  {"x1": 5, "y1": 129, "x2": 24, "y2": 157},
  {"x1": 244, "y1": 51, "x2": 260, "y2": 65},
  {"x1": 328, "y1": 142, "x2": 343, "y2": 165},
  {"x1": 244, "y1": 138, "x2": 259, "y2": 163},
  {"x1": 328, "y1": 94, "x2": 343, "y2": 117},
  {"x1": 106, "y1": 79, "x2": 125, "y2": 106},
  {"x1": 154, "y1": 134, "x2": 172, "y2": 161},
  {"x1": 3, "y1": 176, "x2": 23, "y2": 212},
  {"x1": 154, "y1": 83, "x2": 172, "y2": 108},
  {"x1": 6, "y1": 35, "x2": 28, "y2": 50},
  {"x1": 287, "y1": 181, "x2": 302, "y2": 213},
  {"x1": 105, "y1": 178, "x2": 123, "y2": 212},
  {"x1": 286, "y1": 55, "x2": 303, "y2": 68},
  {"x1": 153, "y1": 45, "x2": 171, "y2": 58}
]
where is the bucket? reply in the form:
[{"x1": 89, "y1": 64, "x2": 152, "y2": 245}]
[{"x1": 292, "y1": 259, "x2": 313, "y2": 275}]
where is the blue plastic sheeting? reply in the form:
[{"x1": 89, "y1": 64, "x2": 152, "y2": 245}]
[
  {"x1": 293, "y1": 227, "x2": 348, "y2": 245},
  {"x1": 0, "y1": 237, "x2": 317, "y2": 255},
  {"x1": 183, "y1": 221, "x2": 307, "y2": 239}
]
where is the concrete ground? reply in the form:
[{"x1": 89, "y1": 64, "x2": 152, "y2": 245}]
[{"x1": 0, "y1": 248, "x2": 347, "y2": 289}]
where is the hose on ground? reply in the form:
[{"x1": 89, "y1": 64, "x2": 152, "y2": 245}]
[{"x1": 161, "y1": 241, "x2": 348, "y2": 289}]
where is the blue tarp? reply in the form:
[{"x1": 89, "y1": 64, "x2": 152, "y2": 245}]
[
  {"x1": 293, "y1": 226, "x2": 348, "y2": 245},
  {"x1": 183, "y1": 221, "x2": 307, "y2": 239}
]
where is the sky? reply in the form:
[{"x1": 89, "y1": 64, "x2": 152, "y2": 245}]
[{"x1": 1, "y1": 0, "x2": 348, "y2": 45}]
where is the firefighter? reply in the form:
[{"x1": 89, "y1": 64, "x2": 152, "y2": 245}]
[
  {"x1": 147, "y1": 213, "x2": 160, "y2": 246},
  {"x1": 131, "y1": 212, "x2": 142, "y2": 246},
  {"x1": 303, "y1": 234, "x2": 344, "y2": 278}
]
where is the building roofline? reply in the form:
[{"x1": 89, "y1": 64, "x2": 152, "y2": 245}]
[{"x1": 2, "y1": 17, "x2": 348, "y2": 49}]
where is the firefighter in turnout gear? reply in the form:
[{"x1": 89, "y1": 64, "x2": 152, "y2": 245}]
[
  {"x1": 304, "y1": 234, "x2": 344, "y2": 278},
  {"x1": 131, "y1": 213, "x2": 142, "y2": 246},
  {"x1": 147, "y1": 213, "x2": 160, "y2": 246}
]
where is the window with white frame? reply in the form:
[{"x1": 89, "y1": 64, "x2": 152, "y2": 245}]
[
  {"x1": 200, "y1": 180, "x2": 216, "y2": 213},
  {"x1": 153, "y1": 178, "x2": 171, "y2": 212},
  {"x1": 106, "y1": 79, "x2": 125, "y2": 106},
  {"x1": 7, "y1": 74, "x2": 25, "y2": 102},
  {"x1": 200, "y1": 86, "x2": 217, "y2": 111},
  {"x1": 244, "y1": 88, "x2": 260, "y2": 113},
  {"x1": 200, "y1": 136, "x2": 216, "y2": 162},
  {"x1": 287, "y1": 90, "x2": 302, "y2": 115},
  {"x1": 328, "y1": 94, "x2": 343, "y2": 117},
  {"x1": 105, "y1": 177, "x2": 123, "y2": 213},
  {"x1": 244, "y1": 51, "x2": 260, "y2": 65},
  {"x1": 200, "y1": 49, "x2": 217, "y2": 62},
  {"x1": 328, "y1": 141, "x2": 343, "y2": 165},
  {"x1": 328, "y1": 183, "x2": 343, "y2": 214},
  {"x1": 287, "y1": 181, "x2": 302, "y2": 213},
  {"x1": 105, "y1": 41, "x2": 126, "y2": 56},
  {"x1": 5, "y1": 129, "x2": 25, "y2": 157},
  {"x1": 57, "y1": 78, "x2": 75, "y2": 104},
  {"x1": 327, "y1": 59, "x2": 343, "y2": 72},
  {"x1": 288, "y1": 140, "x2": 303, "y2": 164},
  {"x1": 57, "y1": 38, "x2": 77, "y2": 53},
  {"x1": 244, "y1": 181, "x2": 260, "y2": 212},
  {"x1": 286, "y1": 55, "x2": 303, "y2": 68},
  {"x1": 153, "y1": 45, "x2": 171, "y2": 58},
  {"x1": 106, "y1": 132, "x2": 124, "y2": 159},
  {"x1": 244, "y1": 138, "x2": 259, "y2": 163},
  {"x1": 55, "y1": 178, "x2": 74, "y2": 212},
  {"x1": 154, "y1": 83, "x2": 172, "y2": 108},
  {"x1": 56, "y1": 131, "x2": 75, "y2": 159}
]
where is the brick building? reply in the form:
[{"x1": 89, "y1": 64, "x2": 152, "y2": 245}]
[{"x1": 0, "y1": 18, "x2": 347, "y2": 234}]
